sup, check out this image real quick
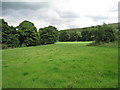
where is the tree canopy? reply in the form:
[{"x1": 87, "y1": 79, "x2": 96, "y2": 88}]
[
  {"x1": 39, "y1": 26, "x2": 58, "y2": 45},
  {"x1": 1, "y1": 19, "x2": 20, "y2": 48},
  {"x1": 17, "y1": 20, "x2": 40, "y2": 46},
  {"x1": 94, "y1": 24, "x2": 117, "y2": 43}
]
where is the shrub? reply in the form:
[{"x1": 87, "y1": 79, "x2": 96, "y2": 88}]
[
  {"x1": 87, "y1": 41, "x2": 104, "y2": 46},
  {"x1": 1, "y1": 44, "x2": 9, "y2": 49}
]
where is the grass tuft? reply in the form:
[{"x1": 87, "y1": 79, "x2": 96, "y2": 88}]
[{"x1": 23, "y1": 72, "x2": 29, "y2": 76}]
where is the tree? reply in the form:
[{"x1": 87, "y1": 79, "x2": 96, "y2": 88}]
[
  {"x1": 0, "y1": 19, "x2": 2, "y2": 44},
  {"x1": 39, "y1": 25, "x2": 58, "y2": 45},
  {"x1": 69, "y1": 31, "x2": 79, "y2": 41},
  {"x1": 81, "y1": 28, "x2": 94, "y2": 41},
  {"x1": 17, "y1": 20, "x2": 40, "y2": 46},
  {"x1": 4, "y1": 34, "x2": 20, "y2": 48},
  {"x1": 59, "y1": 31, "x2": 70, "y2": 42},
  {"x1": 94, "y1": 23, "x2": 116, "y2": 43},
  {"x1": 1, "y1": 19, "x2": 20, "y2": 48}
]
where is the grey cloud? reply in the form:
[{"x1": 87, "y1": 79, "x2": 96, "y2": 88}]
[
  {"x1": 86, "y1": 15, "x2": 108, "y2": 21},
  {"x1": 2, "y1": 2, "x2": 50, "y2": 11},
  {"x1": 110, "y1": 8, "x2": 117, "y2": 12},
  {"x1": 2, "y1": 2, "x2": 63, "y2": 27},
  {"x1": 2, "y1": 2, "x2": 53, "y2": 20},
  {"x1": 2, "y1": 2, "x2": 81, "y2": 30},
  {"x1": 55, "y1": 10, "x2": 79, "y2": 19},
  {"x1": 60, "y1": 11, "x2": 79, "y2": 18}
]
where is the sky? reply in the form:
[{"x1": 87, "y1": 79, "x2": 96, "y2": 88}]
[{"x1": 1, "y1": 0, "x2": 119, "y2": 30}]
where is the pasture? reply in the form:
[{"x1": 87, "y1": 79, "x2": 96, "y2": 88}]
[{"x1": 2, "y1": 42, "x2": 118, "y2": 88}]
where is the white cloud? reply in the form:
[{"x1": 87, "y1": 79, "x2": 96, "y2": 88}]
[{"x1": 1, "y1": 0, "x2": 119, "y2": 30}]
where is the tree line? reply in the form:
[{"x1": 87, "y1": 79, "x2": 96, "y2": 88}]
[
  {"x1": 1, "y1": 19, "x2": 58, "y2": 48},
  {"x1": 0, "y1": 19, "x2": 118, "y2": 49},
  {"x1": 59, "y1": 24, "x2": 118, "y2": 45}
]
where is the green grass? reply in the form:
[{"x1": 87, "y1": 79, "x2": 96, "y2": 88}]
[{"x1": 2, "y1": 42, "x2": 118, "y2": 88}]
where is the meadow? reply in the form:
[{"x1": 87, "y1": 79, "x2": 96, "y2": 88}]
[{"x1": 2, "y1": 42, "x2": 118, "y2": 88}]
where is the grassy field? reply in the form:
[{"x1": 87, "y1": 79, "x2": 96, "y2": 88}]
[{"x1": 2, "y1": 42, "x2": 118, "y2": 88}]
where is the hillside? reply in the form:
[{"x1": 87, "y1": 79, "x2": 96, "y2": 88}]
[{"x1": 59, "y1": 23, "x2": 118, "y2": 31}]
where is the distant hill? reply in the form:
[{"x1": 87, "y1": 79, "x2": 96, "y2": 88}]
[
  {"x1": 109, "y1": 23, "x2": 118, "y2": 29},
  {"x1": 59, "y1": 23, "x2": 118, "y2": 32}
]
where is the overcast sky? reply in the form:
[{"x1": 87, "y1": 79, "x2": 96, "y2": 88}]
[{"x1": 1, "y1": 0, "x2": 119, "y2": 30}]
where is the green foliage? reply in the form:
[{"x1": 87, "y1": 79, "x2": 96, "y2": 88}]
[
  {"x1": 4, "y1": 34, "x2": 20, "y2": 48},
  {"x1": 88, "y1": 41, "x2": 118, "y2": 48},
  {"x1": 59, "y1": 31, "x2": 70, "y2": 42},
  {"x1": 39, "y1": 26, "x2": 58, "y2": 45},
  {"x1": 59, "y1": 27, "x2": 96, "y2": 42},
  {"x1": 87, "y1": 41, "x2": 105, "y2": 46},
  {"x1": 1, "y1": 44, "x2": 8, "y2": 49},
  {"x1": 69, "y1": 31, "x2": 81, "y2": 41},
  {"x1": 81, "y1": 29, "x2": 91, "y2": 41},
  {"x1": 0, "y1": 19, "x2": 2, "y2": 44},
  {"x1": 81, "y1": 27, "x2": 95, "y2": 41},
  {"x1": 17, "y1": 20, "x2": 40, "y2": 46},
  {"x1": 1, "y1": 19, "x2": 118, "y2": 48},
  {"x1": 94, "y1": 24, "x2": 116, "y2": 44},
  {"x1": 100, "y1": 41, "x2": 118, "y2": 48},
  {"x1": 1, "y1": 19, "x2": 59, "y2": 48},
  {"x1": 59, "y1": 23, "x2": 117, "y2": 44},
  {"x1": 59, "y1": 31, "x2": 82, "y2": 42},
  {"x1": 1, "y1": 19, "x2": 20, "y2": 48}
]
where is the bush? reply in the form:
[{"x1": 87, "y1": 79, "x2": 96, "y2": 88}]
[
  {"x1": 1, "y1": 44, "x2": 9, "y2": 49},
  {"x1": 87, "y1": 41, "x2": 104, "y2": 46},
  {"x1": 87, "y1": 41, "x2": 118, "y2": 48}
]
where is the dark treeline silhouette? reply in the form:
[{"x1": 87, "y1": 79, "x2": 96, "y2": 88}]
[{"x1": 0, "y1": 19, "x2": 118, "y2": 49}]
